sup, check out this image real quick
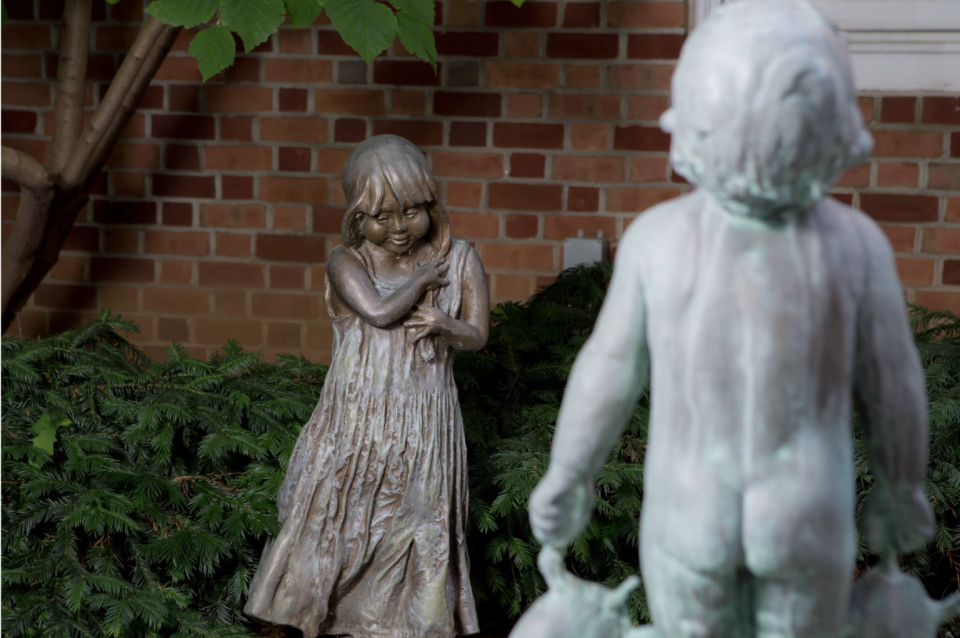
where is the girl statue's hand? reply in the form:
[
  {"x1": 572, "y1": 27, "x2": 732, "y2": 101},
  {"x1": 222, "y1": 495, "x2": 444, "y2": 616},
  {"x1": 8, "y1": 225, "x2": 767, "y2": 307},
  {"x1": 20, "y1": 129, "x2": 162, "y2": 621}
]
[
  {"x1": 415, "y1": 259, "x2": 450, "y2": 292},
  {"x1": 405, "y1": 306, "x2": 450, "y2": 344}
]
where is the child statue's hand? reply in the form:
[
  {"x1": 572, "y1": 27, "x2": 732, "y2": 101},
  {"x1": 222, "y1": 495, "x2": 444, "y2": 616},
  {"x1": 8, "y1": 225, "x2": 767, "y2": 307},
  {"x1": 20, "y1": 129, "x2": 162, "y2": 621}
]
[
  {"x1": 415, "y1": 259, "x2": 450, "y2": 292},
  {"x1": 405, "y1": 306, "x2": 450, "y2": 344},
  {"x1": 529, "y1": 470, "x2": 595, "y2": 548}
]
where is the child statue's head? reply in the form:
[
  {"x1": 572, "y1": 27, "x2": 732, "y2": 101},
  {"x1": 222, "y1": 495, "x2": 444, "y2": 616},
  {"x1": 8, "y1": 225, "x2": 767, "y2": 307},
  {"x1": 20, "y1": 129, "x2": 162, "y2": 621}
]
[
  {"x1": 662, "y1": 0, "x2": 873, "y2": 220},
  {"x1": 341, "y1": 135, "x2": 451, "y2": 256}
]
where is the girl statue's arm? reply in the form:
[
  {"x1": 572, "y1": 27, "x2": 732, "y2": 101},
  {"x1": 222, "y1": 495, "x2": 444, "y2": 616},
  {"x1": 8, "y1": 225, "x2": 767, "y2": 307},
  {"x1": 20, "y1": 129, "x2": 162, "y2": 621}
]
[{"x1": 327, "y1": 249, "x2": 448, "y2": 328}]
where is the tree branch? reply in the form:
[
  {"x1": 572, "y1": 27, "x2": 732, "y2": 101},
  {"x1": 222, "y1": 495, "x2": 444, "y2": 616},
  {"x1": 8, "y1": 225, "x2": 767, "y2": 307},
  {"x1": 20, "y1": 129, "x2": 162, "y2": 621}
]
[
  {"x1": 80, "y1": 22, "x2": 180, "y2": 186},
  {"x1": 61, "y1": 16, "x2": 180, "y2": 187},
  {"x1": 48, "y1": 0, "x2": 93, "y2": 174},
  {"x1": 2, "y1": 146, "x2": 51, "y2": 192}
]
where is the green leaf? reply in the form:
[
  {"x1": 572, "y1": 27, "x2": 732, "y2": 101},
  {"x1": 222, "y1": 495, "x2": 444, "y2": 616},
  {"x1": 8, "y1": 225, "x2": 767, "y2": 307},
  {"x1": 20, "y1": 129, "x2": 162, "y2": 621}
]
[
  {"x1": 221, "y1": 0, "x2": 286, "y2": 53},
  {"x1": 30, "y1": 414, "x2": 70, "y2": 466},
  {"x1": 284, "y1": 0, "x2": 325, "y2": 28},
  {"x1": 325, "y1": 0, "x2": 398, "y2": 63},
  {"x1": 188, "y1": 25, "x2": 237, "y2": 81},
  {"x1": 388, "y1": 0, "x2": 432, "y2": 26},
  {"x1": 396, "y1": 10, "x2": 436, "y2": 71},
  {"x1": 144, "y1": 0, "x2": 219, "y2": 28},
  {"x1": 105, "y1": 0, "x2": 124, "y2": 4}
]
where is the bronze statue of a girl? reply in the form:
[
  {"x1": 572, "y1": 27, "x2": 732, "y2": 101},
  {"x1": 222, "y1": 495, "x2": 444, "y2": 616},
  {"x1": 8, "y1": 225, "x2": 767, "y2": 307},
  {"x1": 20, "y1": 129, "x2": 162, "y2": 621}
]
[{"x1": 245, "y1": 135, "x2": 488, "y2": 638}]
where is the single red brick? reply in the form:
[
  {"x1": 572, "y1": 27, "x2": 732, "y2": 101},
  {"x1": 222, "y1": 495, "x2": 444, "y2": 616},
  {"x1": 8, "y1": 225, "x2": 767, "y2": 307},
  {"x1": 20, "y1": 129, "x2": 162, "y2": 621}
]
[
  {"x1": 199, "y1": 262, "x2": 265, "y2": 287},
  {"x1": 450, "y1": 121, "x2": 487, "y2": 147},
  {"x1": 506, "y1": 214, "x2": 539, "y2": 238},
  {"x1": 507, "y1": 93, "x2": 543, "y2": 118},
  {"x1": 446, "y1": 182, "x2": 484, "y2": 208},
  {"x1": 216, "y1": 232, "x2": 252, "y2": 257},
  {"x1": 260, "y1": 116, "x2": 328, "y2": 142},
  {"x1": 953, "y1": 132, "x2": 960, "y2": 159},
  {"x1": 447, "y1": 212, "x2": 500, "y2": 238},
  {"x1": 630, "y1": 156, "x2": 669, "y2": 183},
  {"x1": 158, "y1": 317, "x2": 189, "y2": 342},
  {"x1": 566, "y1": 64, "x2": 601, "y2": 89},
  {"x1": 374, "y1": 60, "x2": 442, "y2": 87},
  {"x1": 317, "y1": 149, "x2": 352, "y2": 174},
  {"x1": 549, "y1": 94, "x2": 620, "y2": 120},
  {"x1": 606, "y1": 187, "x2": 680, "y2": 212},
  {"x1": 205, "y1": 145, "x2": 272, "y2": 171},
  {"x1": 607, "y1": 64, "x2": 674, "y2": 91},
  {"x1": 5, "y1": 1, "x2": 34, "y2": 20},
  {"x1": 563, "y1": 3, "x2": 601, "y2": 27},
  {"x1": 280, "y1": 29, "x2": 312, "y2": 54},
  {"x1": 895, "y1": 257, "x2": 935, "y2": 287},
  {"x1": 205, "y1": 86, "x2": 273, "y2": 113},
  {"x1": 95, "y1": 25, "x2": 140, "y2": 50},
  {"x1": 153, "y1": 174, "x2": 215, "y2": 198},
  {"x1": 260, "y1": 177, "x2": 328, "y2": 203},
  {"x1": 143, "y1": 288, "x2": 210, "y2": 314},
  {"x1": 279, "y1": 147, "x2": 312, "y2": 172},
  {"x1": 608, "y1": 2, "x2": 685, "y2": 28},
  {"x1": 103, "y1": 228, "x2": 140, "y2": 253},
  {"x1": 486, "y1": 1, "x2": 557, "y2": 27},
  {"x1": 875, "y1": 162, "x2": 919, "y2": 188},
  {"x1": 93, "y1": 200, "x2": 157, "y2": 225},
  {"x1": 91, "y1": 257, "x2": 155, "y2": 282},
  {"x1": 144, "y1": 230, "x2": 210, "y2": 256},
  {"x1": 1, "y1": 110, "x2": 37, "y2": 133},
  {"x1": 273, "y1": 206, "x2": 308, "y2": 231},
  {"x1": 152, "y1": 114, "x2": 215, "y2": 139},
  {"x1": 921, "y1": 228, "x2": 960, "y2": 254},
  {"x1": 0, "y1": 25, "x2": 51, "y2": 49},
  {"x1": 434, "y1": 92, "x2": 502, "y2": 117},
  {"x1": 480, "y1": 243, "x2": 554, "y2": 271},
  {"x1": 165, "y1": 144, "x2": 200, "y2": 171},
  {"x1": 270, "y1": 265, "x2": 307, "y2": 289},
  {"x1": 627, "y1": 95, "x2": 670, "y2": 122},
  {"x1": 943, "y1": 260, "x2": 960, "y2": 286},
  {"x1": 872, "y1": 130, "x2": 944, "y2": 158},
  {"x1": 859, "y1": 193, "x2": 939, "y2": 223},
  {"x1": 568, "y1": 186, "x2": 600, "y2": 212},
  {"x1": 929, "y1": 163, "x2": 960, "y2": 190},
  {"x1": 160, "y1": 202, "x2": 192, "y2": 226},
  {"x1": 160, "y1": 259, "x2": 193, "y2": 285},
  {"x1": 155, "y1": 57, "x2": 203, "y2": 82},
  {"x1": 318, "y1": 31, "x2": 359, "y2": 56},
  {"x1": 313, "y1": 205, "x2": 344, "y2": 233},
  {"x1": 555, "y1": 156, "x2": 625, "y2": 182},
  {"x1": 627, "y1": 34, "x2": 685, "y2": 60},
  {"x1": 435, "y1": 32, "x2": 499, "y2": 56},
  {"x1": 34, "y1": 284, "x2": 97, "y2": 310},
  {"x1": 915, "y1": 291, "x2": 960, "y2": 314},
  {"x1": 547, "y1": 33, "x2": 618, "y2": 59},
  {"x1": 510, "y1": 153, "x2": 545, "y2": 178},
  {"x1": 505, "y1": 32, "x2": 540, "y2": 58},
  {"x1": 335, "y1": 118, "x2": 366, "y2": 142},
  {"x1": 373, "y1": 120, "x2": 443, "y2": 146},
  {"x1": 489, "y1": 183, "x2": 562, "y2": 211},
  {"x1": 831, "y1": 192, "x2": 854, "y2": 206},
  {"x1": 279, "y1": 88, "x2": 308, "y2": 112},
  {"x1": 1, "y1": 81, "x2": 50, "y2": 107},
  {"x1": 614, "y1": 125, "x2": 671, "y2": 152},
  {"x1": 221, "y1": 116, "x2": 253, "y2": 141},
  {"x1": 112, "y1": 172, "x2": 145, "y2": 197},
  {"x1": 433, "y1": 151, "x2": 504, "y2": 178},
  {"x1": 494, "y1": 122, "x2": 564, "y2": 149},
  {"x1": 880, "y1": 97, "x2": 917, "y2": 124},
  {"x1": 315, "y1": 88, "x2": 385, "y2": 115},
  {"x1": 486, "y1": 62, "x2": 560, "y2": 89},
  {"x1": 835, "y1": 163, "x2": 870, "y2": 188},
  {"x1": 922, "y1": 97, "x2": 960, "y2": 125},
  {"x1": 265, "y1": 58, "x2": 333, "y2": 83},
  {"x1": 223, "y1": 175, "x2": 254, "y2": 200},
  {"x1": 252, "y1": 292, "x2": 321, "y2": 320},
  {"x1": 64, "y1": 226, "x2": 100, "y2": 251},
  {"x1": 392, "y1": 90, "x2": 427, "y2": 116}
]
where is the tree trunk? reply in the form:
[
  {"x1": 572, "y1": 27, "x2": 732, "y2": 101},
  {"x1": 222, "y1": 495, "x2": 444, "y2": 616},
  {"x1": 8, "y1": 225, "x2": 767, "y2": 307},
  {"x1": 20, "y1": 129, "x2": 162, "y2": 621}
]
[{"x1": 0, "y1": 4, "x2": 181, "y2": 333}]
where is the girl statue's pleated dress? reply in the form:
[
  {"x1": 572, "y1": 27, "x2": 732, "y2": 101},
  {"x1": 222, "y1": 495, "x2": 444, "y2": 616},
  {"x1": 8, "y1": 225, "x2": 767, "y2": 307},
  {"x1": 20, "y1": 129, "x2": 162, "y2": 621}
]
[{"x1": 244, "y1": 135, "x2": 488, "y2": 638}]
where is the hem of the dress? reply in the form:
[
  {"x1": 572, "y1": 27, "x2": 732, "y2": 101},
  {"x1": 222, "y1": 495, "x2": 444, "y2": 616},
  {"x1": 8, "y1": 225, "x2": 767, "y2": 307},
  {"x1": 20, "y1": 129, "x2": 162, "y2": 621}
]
[{"x1": 322, "y1": 623, "x2": 481, "y2": 638}]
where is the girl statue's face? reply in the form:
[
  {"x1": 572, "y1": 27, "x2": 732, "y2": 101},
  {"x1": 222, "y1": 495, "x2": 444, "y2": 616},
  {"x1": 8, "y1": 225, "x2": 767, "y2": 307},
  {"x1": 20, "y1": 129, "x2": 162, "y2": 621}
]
[{"x1": 360, "y1": 190, "x2": 431, "y2": 255}]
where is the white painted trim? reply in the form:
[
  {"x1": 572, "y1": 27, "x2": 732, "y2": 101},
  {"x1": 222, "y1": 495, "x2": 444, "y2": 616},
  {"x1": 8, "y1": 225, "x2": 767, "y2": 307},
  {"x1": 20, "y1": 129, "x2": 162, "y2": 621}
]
[{"x1": 688, "y1": 0, "x2": 960, "y2": 93}]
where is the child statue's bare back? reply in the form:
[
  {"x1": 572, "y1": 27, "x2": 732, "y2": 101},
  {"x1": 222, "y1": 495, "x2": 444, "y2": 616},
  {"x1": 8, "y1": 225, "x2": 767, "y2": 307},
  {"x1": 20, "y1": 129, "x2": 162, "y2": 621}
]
[{"x1": 526, "y1": 2, "x2": 936, "y2": 638}]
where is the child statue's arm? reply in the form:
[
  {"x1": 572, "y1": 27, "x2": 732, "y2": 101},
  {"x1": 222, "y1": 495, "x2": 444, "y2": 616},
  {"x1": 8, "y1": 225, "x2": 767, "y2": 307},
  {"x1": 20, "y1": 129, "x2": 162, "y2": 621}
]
[
  {"x1": 853, "y1": 220, "x2": 935, "y2": 556},
  {"x1": 529, "y1": 225, "x2": 650, "y2": 548},
  {"x1": 327, "y1": 249, "x2": 448, "y2": 328},
  {"x1": 405, "y1": 247, "x2": 490, "y2": 352}
]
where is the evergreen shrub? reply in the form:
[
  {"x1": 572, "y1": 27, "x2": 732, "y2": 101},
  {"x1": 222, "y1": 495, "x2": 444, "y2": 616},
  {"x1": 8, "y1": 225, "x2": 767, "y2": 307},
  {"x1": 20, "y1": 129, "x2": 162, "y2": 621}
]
[{"x1": 2, "y1": 265, "x2": 958, "y2": 636}]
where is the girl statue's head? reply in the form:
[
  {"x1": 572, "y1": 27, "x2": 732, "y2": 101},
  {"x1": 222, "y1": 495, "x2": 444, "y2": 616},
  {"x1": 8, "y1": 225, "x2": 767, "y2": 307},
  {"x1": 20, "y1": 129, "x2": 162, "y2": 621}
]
[
  {"x1": 340, "y1": 135, "x2": 451, "y2": 258},
  {"x1": 661, "y1": 0, "x2": 873, "y2": 221}
]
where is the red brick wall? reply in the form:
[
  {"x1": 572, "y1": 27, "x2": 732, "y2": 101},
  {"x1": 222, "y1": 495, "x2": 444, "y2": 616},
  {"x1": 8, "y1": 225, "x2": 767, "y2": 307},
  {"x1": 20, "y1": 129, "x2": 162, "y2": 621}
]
[{"x1": 2, "y1": 0, "x2": 959, "y2": 362}]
